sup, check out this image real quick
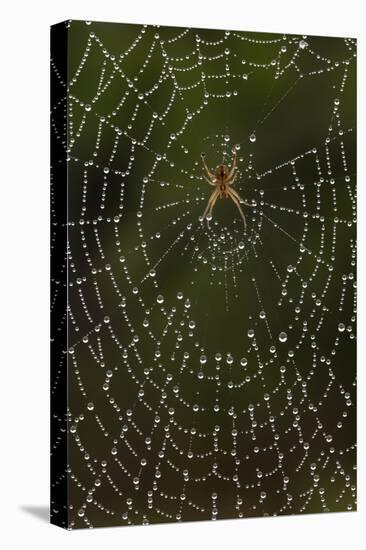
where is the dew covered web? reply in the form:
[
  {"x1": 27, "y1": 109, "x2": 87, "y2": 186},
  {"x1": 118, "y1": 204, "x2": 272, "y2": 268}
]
[{"x1": 51, "y1": 20, "x2": 357, "y2": 527}]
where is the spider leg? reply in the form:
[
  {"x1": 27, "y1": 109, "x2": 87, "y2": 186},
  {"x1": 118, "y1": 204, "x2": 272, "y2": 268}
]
[
  {"x1": 203, "y1": 174, "x2": 216, "y2": 186},
  {"x1": 227, "y1": 150, "x2": 237, "y2": 179},
  {"x1": 227, "y1": 183, "x2": 254, "y2": 207},
  {"x1": 207, "y1": 191, "x2": 219, "y2": 219},
  {"x1": 226, "y1": 170, "x2": 238, "y2": 186},
  {"x1": 228, "y1": 186, "x2": 244, "y2": 202},
  {"x1": 228, "y1": 187, "x2": 254, "y2": 207},
  {"x1": 202, "y1": 188, "x2": 219, "y2": 220},
  {"x1": 227, "y1": 188, "x2": 247, "y2": 229},
  {"x1": 201, "y1": 153, "x2": 215, "y2": 180}
]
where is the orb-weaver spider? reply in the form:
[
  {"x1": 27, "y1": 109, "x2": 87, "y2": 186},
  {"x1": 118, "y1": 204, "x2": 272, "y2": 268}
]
[{"x1": 200, "y1": 150, "x2": 252, "y2": 229}]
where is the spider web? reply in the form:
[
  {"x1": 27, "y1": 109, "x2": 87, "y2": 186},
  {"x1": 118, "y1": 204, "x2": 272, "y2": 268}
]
[{"x1": 51, "y1": 20, "x2": 356, "y2": 528}]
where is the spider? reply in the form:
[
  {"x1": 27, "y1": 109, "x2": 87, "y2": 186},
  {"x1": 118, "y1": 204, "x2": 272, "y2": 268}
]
[{"x1": 200, "y1": 149, "x2": 252, "y2": 229}]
